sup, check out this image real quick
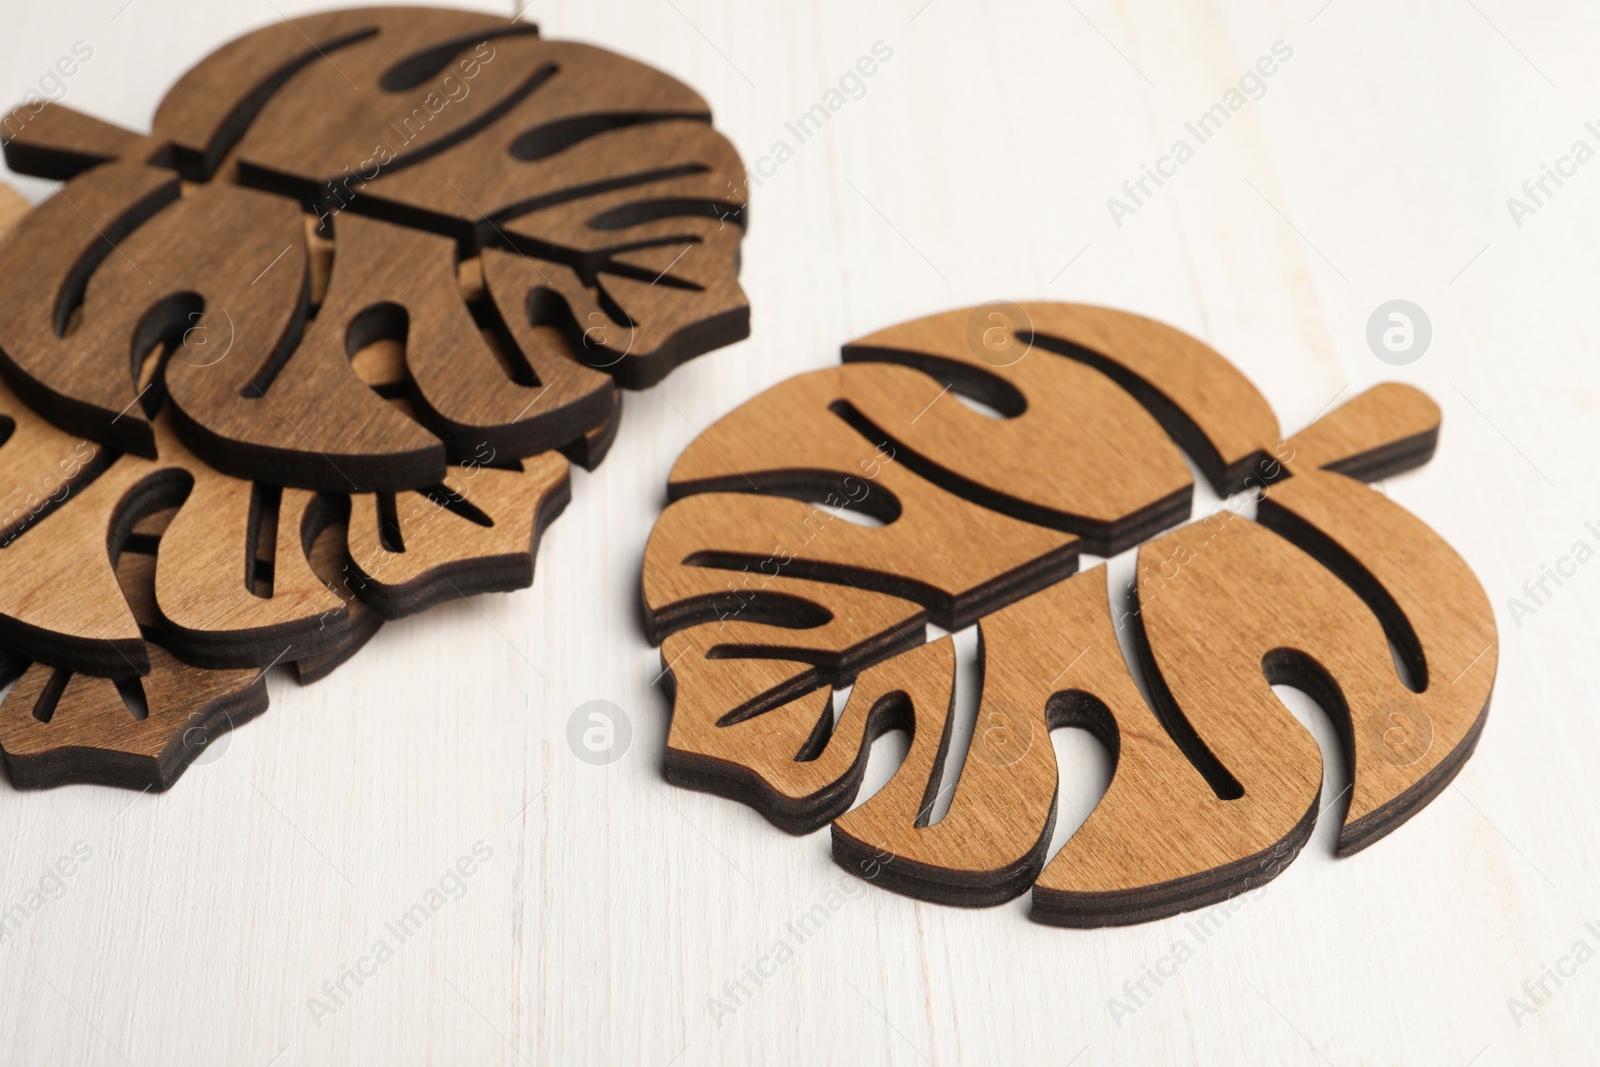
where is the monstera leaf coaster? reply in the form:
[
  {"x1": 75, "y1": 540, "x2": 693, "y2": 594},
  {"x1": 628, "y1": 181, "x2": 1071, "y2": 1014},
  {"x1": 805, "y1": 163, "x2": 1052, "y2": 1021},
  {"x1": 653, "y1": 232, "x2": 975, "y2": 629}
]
[
  {"x1": 642, "y1": 303, "x2": 1496, "y2": 928},
  {"x1": 0, "y1": 7, "x2": 748, "y2": 790}
]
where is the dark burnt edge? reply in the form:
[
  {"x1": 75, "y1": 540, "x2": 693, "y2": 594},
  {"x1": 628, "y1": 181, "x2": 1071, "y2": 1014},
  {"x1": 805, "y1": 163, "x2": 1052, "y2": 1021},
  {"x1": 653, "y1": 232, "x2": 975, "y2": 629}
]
[
  {"x1": 0, "y1": 648, "x2": 27, "y2": 689},
  {"x1": 0, "y1": 433, "x2": 116, "y2": 550},
  {"x1": 672, "y1": 537, "x2": 1078, "y2": 635},
  {"x1": 591, "y1": 242, "x2": 713, "y2": 293},
  {"x1": 827, "y1": 394, "x2": 1191, "y2": 557},
  {"x1": 558, "y1": 388, "x2": 623, "y2": 471},
  {"x1": 712, "y1": 616, "x2": 930, "y2": 727},
  {"x1": 519, "y1": 270, "x2": 712, "y2": 395},
  {"x1": 299, "y1": 489, "x2": 351, "y2": 565},
  {"x1": 664, "y1": 688, "x2": 922, "y2": 836},
  {"x1": 832, "y1": 796, "x2": 1057, "y2": 909},
  {"x1": 406, "y1": 372, "x2": 613, "y2": 464},
  {"x1": 155, "y1": 667, "x2": 271, "y2": 788},
  {"x1": 152, "y1": 596, "x2": 352, "y2": 672},
  {"x1": 1044, "y1": 689, "x2": 1123, "y2": 763},
  {"x1": 808, "y1": 656, "x2": 962, "y2": 836},
  {"x1": 0, "y1": 131, "x2": 174, "y2": 183},
  {"x1": 380, "y1": 22, "x2": 543, "y2": 92},
  {"x1": 1078, "y1": 453, "x2": 1460, "y2": 896},
  {"x1": 0, "y1": 668, "x2": 269, "y2": 791},
  {"x1": 667, "y1": 466, "x2": 903, "y2": 522},
  {"x1": 864, "y1": 620, "x2": 985, "y2": 831},
  {"x1": 604, "y1": 303, "x2": 750, "y2": 391},
  {"x1": 345, "y1": 462, "x2": 571, "y2": 620},
  {"x1": 0, "y1": 176, "x2": 179, "y2": 460},
  {"x1": 1317, "y1": 423, "x2": 1439, "y2": 484},
  {"x1": 1261, "y1": 645, "x2": 1357, "y2": 806},
  {"x1": 512, "y1": 112, "x2": 710, "y2": 162},
  {"x1": 672, "y1": 551, "x2": 944, "y2": 624},
  {"x1": 838, "y1": 344, "x2": 1024, "y2": 416},
  {"x1": 178, "y1": 27, "x2": 382, "y2": 181},
  {"x1": 791, "y1": 686, "x2": 838, "y2": 761},
  {"x1": 1337, "y1": 687, "x2": 1491, "y2": 857},
  {"x1": 0, "y1": 29, "x2": 727, "y2": 684},
  {"x1": 587, "y1": 191, "x2": 745, "y2": 232},
  {"x1": 1021, "y1": 329, "x2": 1270, "y2": 496},
  {"x1": 9, "y1": 145, "x2": 736, "y2": 456},
  {"x1": 653, "y1": 337, "x2": 1458, "y2": 912},
  {"x1": 1255, "y1": 491, "x2": 1428, "y2": 692},
  {"x1": 361, "y1": 61, "x2": 559, "y2": 182},
  {"x1": 908, "y1": 660, "x2": 962, "y2": 829},
  {"x1": 244, "y1": 482, "x2": 278, "y2": 596},
  {"x1": 292, "y1": 601, "x2": 384, "y2": 685},
  {"x1": 461, "y1": 284, "x2": 531, "y2": 385},
  {"x1": 105, "y1": 465, "x2": 195, "y2": 609},
  {"x1": 491, "y1": 167, "x2": 719, "y2": 239},
  {"x1": 165, "y1": 393, "x2": 447, "y2": 493},
  {"x1": 51, "y1": 170, "x2": 178, "y2": 341},
  {"x1": 417, "y1": 484, "x2": 493, "y2": 527},
  {"x1": 643, "y1": 588, "x2": 845, "y2": 648},
  {"x1": 404, "y1": 287, "x2": 618, "y2": 464},
  {"x1": 233, "y1": 235, "x2": 315, "y2": 399},
  {"x1": 2, "y1": 137, "x2": 108, "y2": 182},
  {"x1": 1124, "y1": 571, "x2": 1245, "y2": 801},
  {"x1": 521, "y1": 283, "x2": 609, "y2": 379},
  {"x1": 666, "y1": 747, "x2": 851, "y2": 836},
  {"x1": 1031, "y1": 786, "x2": 1319, "y2": 928},
  {"x1": 291, "y1": 493, "x2": 375, "y2": 685},
  {"x1": 661, "y1": 425, "x2": 1077, "y2": 632},
  {"x1": 230, "y1": 52, "x2": 561, "y2": 216},
  {"x1": 1253, "y1": 424, "x2": 1472, "y2": 854}
]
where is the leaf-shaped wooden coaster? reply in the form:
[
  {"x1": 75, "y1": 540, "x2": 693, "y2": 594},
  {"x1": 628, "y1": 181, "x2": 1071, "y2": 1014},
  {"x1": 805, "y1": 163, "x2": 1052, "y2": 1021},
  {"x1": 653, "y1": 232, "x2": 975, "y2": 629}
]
[
  {"x1": 642, "y1": 303, "x2": 1496, "y2": 927},
  {"x1": 0, "y1": 346, "x2": 570, "y2": 789},
  {"x1": 0, "y1": 6, "x2": 747, "y2": 490},
  {"x1": 0, "y1": 8, "x2": 749, "y2": 790}
]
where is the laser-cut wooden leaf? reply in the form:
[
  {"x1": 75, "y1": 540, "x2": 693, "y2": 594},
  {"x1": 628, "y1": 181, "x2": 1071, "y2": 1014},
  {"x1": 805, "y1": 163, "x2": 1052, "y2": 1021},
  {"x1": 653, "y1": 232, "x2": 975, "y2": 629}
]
[
  {"x1": 0, "y1": 6, "x2": 747, "y2": 492},
  {"x1": 0, "y1": 188, "x2": 569, "y2": 789},
  {"x1": 642, "y1": 302, "x2": 1496, "y2": 927},
  {"x1": 0, "y1": 9, "x2": 748, "y2": 789},
  {"x1": 0, "y1": 380, "x2": 571, "y2": 788}
]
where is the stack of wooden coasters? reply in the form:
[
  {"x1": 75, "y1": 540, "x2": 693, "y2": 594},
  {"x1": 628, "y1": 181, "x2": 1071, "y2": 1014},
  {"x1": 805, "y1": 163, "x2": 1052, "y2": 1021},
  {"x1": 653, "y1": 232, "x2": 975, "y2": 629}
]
[{"x1": 0, "y1": 6, "x2": 748, "y2": 790}]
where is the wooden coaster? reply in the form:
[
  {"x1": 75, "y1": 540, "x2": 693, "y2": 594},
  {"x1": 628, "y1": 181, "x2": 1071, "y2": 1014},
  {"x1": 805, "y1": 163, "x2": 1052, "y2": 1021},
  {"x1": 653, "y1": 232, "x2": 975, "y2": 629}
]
[
  {"x1": 0, "y1": 7, "x2": 750, "y2": 790},
  {"x1": 0, "y1": 6, "x2": 748, "y2": 491},
  {"x1": 0, "y1": 347, "x2": 571, "y2": 789},
  {"x1": 642, "y1": 302, "x2": 1497, "y2": 928}
]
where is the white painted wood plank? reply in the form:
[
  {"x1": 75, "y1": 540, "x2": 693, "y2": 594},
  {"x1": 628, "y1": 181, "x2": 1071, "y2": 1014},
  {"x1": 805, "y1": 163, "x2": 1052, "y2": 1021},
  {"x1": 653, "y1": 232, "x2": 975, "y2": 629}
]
[{"x1": 1, "y1": 0, "x2": 1596, "y2": 1062}]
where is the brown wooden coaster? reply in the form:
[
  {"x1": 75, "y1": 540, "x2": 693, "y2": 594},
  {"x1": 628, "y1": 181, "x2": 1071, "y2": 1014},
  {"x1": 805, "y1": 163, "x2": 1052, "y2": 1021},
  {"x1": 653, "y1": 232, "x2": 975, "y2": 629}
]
[
  {"x1": 0, "y1": 7, "x2": 749, "y2": 790},
  {"x1": 0, "y1": 5, "x2": 748, "y2": 491},
  {"x1": 642, "y1": 302, "x2": 1496, "y2": 928},
  {"x1": 0, "y1": 343, "x2": 571, "y2": 789}
]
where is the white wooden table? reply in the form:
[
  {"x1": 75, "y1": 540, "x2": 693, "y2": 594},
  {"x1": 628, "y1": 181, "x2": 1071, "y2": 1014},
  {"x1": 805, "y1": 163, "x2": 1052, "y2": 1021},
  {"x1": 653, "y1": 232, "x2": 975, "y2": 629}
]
[{"x1": 2, "y1": 0, "x2": 1596, "y2": 1062}]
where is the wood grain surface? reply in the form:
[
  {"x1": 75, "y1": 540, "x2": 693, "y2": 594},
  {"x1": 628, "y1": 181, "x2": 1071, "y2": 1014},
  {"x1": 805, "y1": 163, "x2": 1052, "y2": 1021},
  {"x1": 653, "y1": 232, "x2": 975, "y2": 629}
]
[
  {"x1": 0, "y1": 3, "x2": 750, "y2": 792},
  {"x1": 0, "y1": 5, "x2": 748, "y2": 490},
  {"x1": 1, "y1": 1, "x2": 1596, "y2": 1065},
  {"x1": 644, "y1": 305, "x2": 1495, "y2": 925}
]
